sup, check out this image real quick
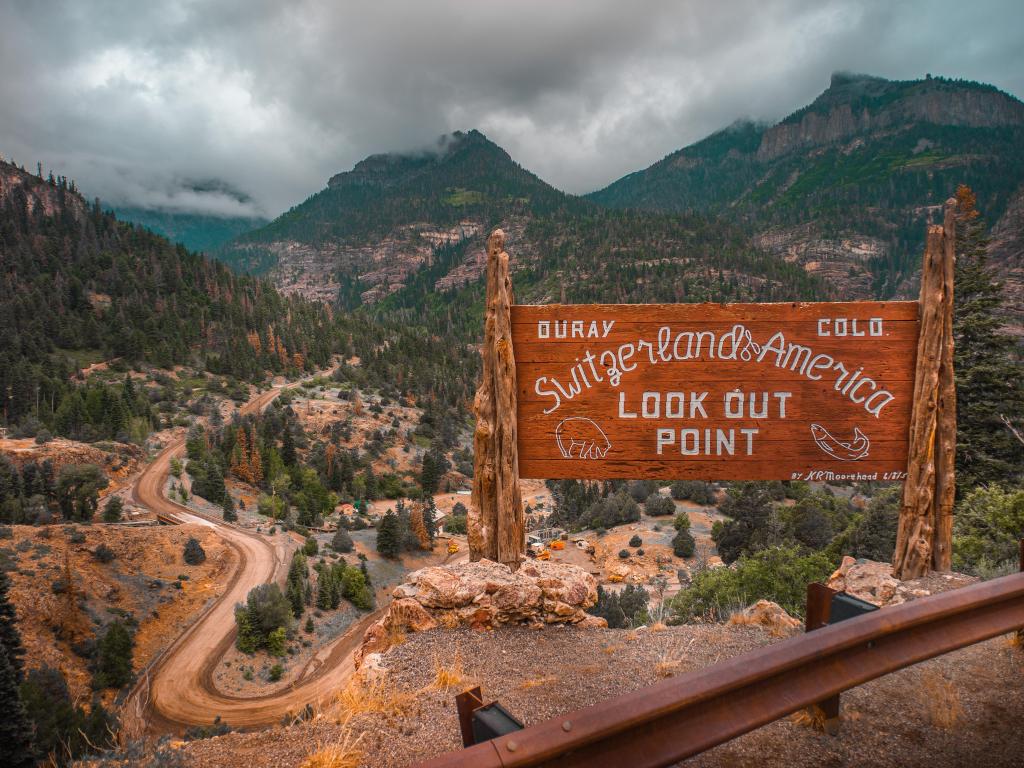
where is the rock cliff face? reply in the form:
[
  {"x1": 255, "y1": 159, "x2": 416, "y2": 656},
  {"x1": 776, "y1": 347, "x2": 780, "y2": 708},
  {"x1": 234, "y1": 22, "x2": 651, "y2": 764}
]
[
  {"x1": 356, "y1": 559, "x2": 603, "y2": 666},
  {"x1": 757, "y1": 75, "x2": 1024, "y2": 161}
]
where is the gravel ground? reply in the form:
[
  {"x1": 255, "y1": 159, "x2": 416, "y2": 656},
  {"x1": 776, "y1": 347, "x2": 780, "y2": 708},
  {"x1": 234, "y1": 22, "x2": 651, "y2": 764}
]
[{"x1": 145, "y1": 621, "x2": 1024, "y2": 768}]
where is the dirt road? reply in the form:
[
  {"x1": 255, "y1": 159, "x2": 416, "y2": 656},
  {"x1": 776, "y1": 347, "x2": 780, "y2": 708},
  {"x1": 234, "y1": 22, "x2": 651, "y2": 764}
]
[{"x1": 124, "y1": 386, "x2": 382, "y2": 734}]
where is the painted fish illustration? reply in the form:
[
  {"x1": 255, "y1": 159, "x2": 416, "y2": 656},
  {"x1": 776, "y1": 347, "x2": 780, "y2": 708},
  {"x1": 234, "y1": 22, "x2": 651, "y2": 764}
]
[{"x1": 810, "y1": 423, "x2": 870, "y2": 461}]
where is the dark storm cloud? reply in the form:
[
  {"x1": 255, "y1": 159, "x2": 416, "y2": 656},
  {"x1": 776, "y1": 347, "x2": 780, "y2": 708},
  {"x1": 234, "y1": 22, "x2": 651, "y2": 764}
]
[{"x1": 1, "y1": 0, "x2": 1021, "y2": 217}]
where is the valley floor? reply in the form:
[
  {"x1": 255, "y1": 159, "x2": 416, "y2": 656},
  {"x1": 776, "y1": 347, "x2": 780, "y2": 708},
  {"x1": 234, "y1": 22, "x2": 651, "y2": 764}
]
[{"x1": 106, "y1": 622, "x2": 1024, "y2": 768}]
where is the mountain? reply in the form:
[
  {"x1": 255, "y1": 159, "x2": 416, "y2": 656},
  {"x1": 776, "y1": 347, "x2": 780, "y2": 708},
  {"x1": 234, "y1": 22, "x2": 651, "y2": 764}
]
[
  {"x1": 589, "y1": 73, "x2": 1024, "y2": 301},
  {"x1": 218, "y1": 129, "x2": 585, "y2": 303},
  {"x1": 0, "y1": 158, "x2": 336, "y2": 426},
  {"x1": 0, "y1": 159, "x2": 480, "y2": 436},
  {"x1": 218, "y1": 130, "x2": 826, "y2": 312},
  {"x1": 112, "y1": 207, "x2": 267, "y2": 253}
]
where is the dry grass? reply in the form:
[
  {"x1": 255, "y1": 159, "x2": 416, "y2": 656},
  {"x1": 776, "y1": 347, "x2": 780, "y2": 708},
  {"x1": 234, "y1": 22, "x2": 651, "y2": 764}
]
[
  {"x1": 1009, "y1": 631, "x2": 1023, "y2": 649},
  {"x1": 300, "y1": 731, "x2": 365, "y2": 768},
  {"x1": 333, "y1": 674, "x2": 414, "y2": 720},
  {"x1": 624, "y1": 630, "x2": 639, "y2": 642},
  {"x1": 922, "y1": 670, "x2": 963, "y2": 729},
  {"x1": 601, "y1": 643, "x2": 624, "y2": 656},
  {"x1": 790, "y1": 706, "x2": 827, "y2": 731},
  {"x1": 430, "y1": 649, "x2": 464, "y2": 691},
  {"x1": 654, "y1": 655, "x2": 683, "y2": 678},
  {"x1": 650, "y1": 621, "x2": 669, "y2": 633},
  {"x1": 519, "y1": 674, "x2": 559, "y2": 690},
  {"x1": 387, "y1": 621, "x2": 407, "y2": 648},
  {"x1": 436, "y1": 611, "x2": 460, "y2": 630}
]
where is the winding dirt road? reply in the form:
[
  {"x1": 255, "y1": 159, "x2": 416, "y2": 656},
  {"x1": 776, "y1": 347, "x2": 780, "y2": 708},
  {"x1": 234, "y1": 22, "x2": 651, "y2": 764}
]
[{"x1": 124, "y1": 387, "x2": 381, "y2": 735}]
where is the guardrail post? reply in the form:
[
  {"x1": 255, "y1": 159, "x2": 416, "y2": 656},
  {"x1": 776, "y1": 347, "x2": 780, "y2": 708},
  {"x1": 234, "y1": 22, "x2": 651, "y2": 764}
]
[
  {"x1": 456, "y1": 686, "x2": 484, "y2": 747},
  {"x1": 805, "y1": 582, "x2": 841, "y2": 734}
]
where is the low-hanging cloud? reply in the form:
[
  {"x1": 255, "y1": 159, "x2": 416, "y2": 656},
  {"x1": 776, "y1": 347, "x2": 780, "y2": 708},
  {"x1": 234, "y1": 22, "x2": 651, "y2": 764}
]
[{"x1": 1, "y1": 0, "x2": 1021, "y2": 218}]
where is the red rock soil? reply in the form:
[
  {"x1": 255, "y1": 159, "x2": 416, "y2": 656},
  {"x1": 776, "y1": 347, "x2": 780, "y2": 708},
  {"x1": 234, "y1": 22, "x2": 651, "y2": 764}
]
[{"x1": 4, "y1": 523, "x2": 234, "y2": 702}]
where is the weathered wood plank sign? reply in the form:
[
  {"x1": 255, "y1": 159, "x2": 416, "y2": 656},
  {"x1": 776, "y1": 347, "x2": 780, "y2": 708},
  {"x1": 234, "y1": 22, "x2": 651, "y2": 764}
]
[
  {"x1": 512, "y1": 302, "x2": 918, "y2": 481},
  {"x1": 472, "y1": 200, "x2": 954, "y2": 575}
]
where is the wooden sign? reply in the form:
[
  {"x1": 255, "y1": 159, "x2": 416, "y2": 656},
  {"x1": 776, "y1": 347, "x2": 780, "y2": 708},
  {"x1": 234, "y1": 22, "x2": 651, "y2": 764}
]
[{"x1": 513, "y1": 301, "x2": 918, "y2": 481}]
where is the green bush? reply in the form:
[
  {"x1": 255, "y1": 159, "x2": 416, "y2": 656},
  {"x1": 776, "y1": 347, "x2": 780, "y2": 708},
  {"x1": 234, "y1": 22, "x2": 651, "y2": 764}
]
[
  {"x1": 643, "y1": 493, "x2": 675, "y2": 517},
  {"x1": 953, "y1": 484, "x2": 1024, "y2": 575},
  {"x1": 268, "y1": 663, "x2": 284, "y2": 682},
  {"x1": 670, "y1": 481, "x2": 716, "y2": 505},
  {"x1": 670, "y1": 545, "x2": 834, "y2": 621},
  {"x1": 93, "y1": 544, "x2": 116, "y2": 563},
  {"x1": 102, "y1": 496, "x2": 123, "y2": 523},
  {"x1": 302, "y1": 537, "x2": 319, "y2": 556},
  {"x1": 618, "y1": 549, "x2": 629, "y2": 559},
  {"x1": 92, "y1": 620, "x2": 133, "y2": 689},
  {"x1": 331, "y1": 528, "x2": 354, "y2": 553},
  {"x1": 588, "y1": 584, "x2": 649, "y2": 629},
  {"x1": 266, "y1": 627, "x2": 287, "y2": 657},
  {"x1": 629, "y1": 534, "x2": 642, "y2": 548},
  {"x1": 183, "y1": 537, "x2": 206, "y2": 565},
  {"x1": 672, "y1": 529, "x2": 695, "y2": 558}
]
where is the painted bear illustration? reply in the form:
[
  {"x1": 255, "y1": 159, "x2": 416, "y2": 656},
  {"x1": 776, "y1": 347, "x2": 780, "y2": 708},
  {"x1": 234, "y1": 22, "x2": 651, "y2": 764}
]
[{"x1": 555, "y1": 417, "x2": 611, "y2": 459}]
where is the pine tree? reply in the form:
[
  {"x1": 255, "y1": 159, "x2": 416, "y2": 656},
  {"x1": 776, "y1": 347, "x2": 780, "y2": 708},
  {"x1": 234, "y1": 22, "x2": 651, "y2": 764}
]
[
  {"x1": 375, "y1": 511, "x2": 402, "y2": 558},
  {"x1": 0, "y1": 572, "x2": 26, "y2": 683},
  {"x1": 222, "y1": 493, "x2": 237, "y2": 522},
  {"x1": 281, "y1": 427, "x2": 297, "y2": 467},
  {"x1": 953, "y1": 185, "x2": 1024, "y2": 490},
  {"x1": 93, "y1": 620, "x2": 133, "y2": 689},
  {"x1": 102, "y1": 495, "x2": 124, "y2": 523},
  {"x1": 0, "y1": 645, "x2": 34, "y2": 768}
]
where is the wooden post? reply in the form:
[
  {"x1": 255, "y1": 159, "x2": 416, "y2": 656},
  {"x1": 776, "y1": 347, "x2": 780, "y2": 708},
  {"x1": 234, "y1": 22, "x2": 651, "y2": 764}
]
[
  {"x1": 469, "y1": 230, "x2": 525, "y2": 569},
  {"x1": 893, "y1": 198, "x2": 957, "y2": 580}
]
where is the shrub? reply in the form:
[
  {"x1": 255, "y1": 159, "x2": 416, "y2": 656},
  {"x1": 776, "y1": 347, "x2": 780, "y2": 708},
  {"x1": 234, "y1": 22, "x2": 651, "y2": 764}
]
[
  {"x1": 670, "y1": 481, "x2": 717, "y2": 505},
  {"x1": 588, "y1": 584, "x2": 650, "y2": 628},
  {"x1": 618, "y1": 549, "x2": 630, "y2": 559},
  {"x1": 235, "y1": 583, "x2": 294, "y2": 654},
  {"x1": 670, "y1": 545, "x2": 834, "y2": 621},
  {"x1": 102, "y1": 496, "x2": 124, "y2": 523},
  {"x1": 636, "y1": 548, "x2": 645, "y2": 556},
  {"x1": 268, "y1": 663, "x2": 284, "y2": 682},
  {"x1": 672, "y1": 530, "x2": 696, "y2": 558},
  {"x1": 629, "y1": 534, "x2": 643, "y2": 548},
  {"x1": 581, "y1": 490, "x2": 640, "y2": 530},
  {"x1": 267, "y1": 627, "x2": 288, "y2": 657},
  {"x1": 444, "y1": 514, "x2": 467, "y2": 535},
  {"x1": 627, "y1": 480, "x2": 659, "y2": 502},
  {"x1": 331, "y1": 528, "x2": 354, "y2": 553},
  {"x1": 644, "y1": 493, "x2": 675, "y2": 517},
  {"x1": 303, "y1": 537, "x2": 319, "y2": 556},
  {"x1": 183, "y1": 537, "x2": 206, "y2": 565},
  {"x1": 93, "y1": 544, "x2": 116, "y2": 563},
  {"x1": 93, "y1": 620, "x2": 134, "y2": 689},
  {"x1": 953, "y1": 484, "x2": 1024, "y2": 575}
]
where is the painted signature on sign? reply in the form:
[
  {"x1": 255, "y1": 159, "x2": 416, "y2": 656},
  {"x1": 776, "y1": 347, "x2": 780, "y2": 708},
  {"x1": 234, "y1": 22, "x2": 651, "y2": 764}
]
[
  {"x1": 810, "y1": 423, "x2": 870, "y2": 461},
  {"x1": 555, "y1": 417, "x2": 611, "y2": 459}
]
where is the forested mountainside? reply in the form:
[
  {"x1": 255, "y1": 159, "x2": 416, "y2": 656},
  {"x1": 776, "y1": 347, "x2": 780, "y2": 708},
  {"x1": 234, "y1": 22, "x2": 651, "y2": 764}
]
[
  {"x1": 0, "y1": 160, "x2": 475, "y2": 436},
  {"x1": 113, "y1": 206, "x2": 267, "y2": 254},
  {"x1": 589, "y1": 73, "x2": 1024, "y2": 301},
  {"x1": 217, "y1": 129, "x2": 828, "y2": 310}
]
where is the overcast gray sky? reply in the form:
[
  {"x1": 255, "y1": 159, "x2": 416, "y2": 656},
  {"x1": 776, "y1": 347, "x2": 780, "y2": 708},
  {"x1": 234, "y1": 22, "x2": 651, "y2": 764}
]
[{"x1": 2, "y1": 0, "x2": 1022, "y2": 218}]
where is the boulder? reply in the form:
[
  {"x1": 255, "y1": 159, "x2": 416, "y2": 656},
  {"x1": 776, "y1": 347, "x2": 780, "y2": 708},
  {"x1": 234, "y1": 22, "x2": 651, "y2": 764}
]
[
  {"x1": 357, "y1": 559, "x2": 599, "y2": 666},
  {"x1": 728, "y1": 600, "x2": 802, "y2": 636}
]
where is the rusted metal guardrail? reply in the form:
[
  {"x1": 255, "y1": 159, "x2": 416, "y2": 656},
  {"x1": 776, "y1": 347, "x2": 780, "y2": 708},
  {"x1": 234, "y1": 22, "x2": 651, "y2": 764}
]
[{"x1": 416, "y1": 556, "x2": 1024, "y2": 768}]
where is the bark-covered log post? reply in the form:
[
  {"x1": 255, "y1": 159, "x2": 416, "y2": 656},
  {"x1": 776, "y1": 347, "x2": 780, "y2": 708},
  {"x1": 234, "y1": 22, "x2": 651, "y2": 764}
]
[
  {"x1": 893, "y1": 198, "x2": 957, "y2": 579},
  {"x1": 469, "y1": 229, "x2": 525, "y2": 569}
]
